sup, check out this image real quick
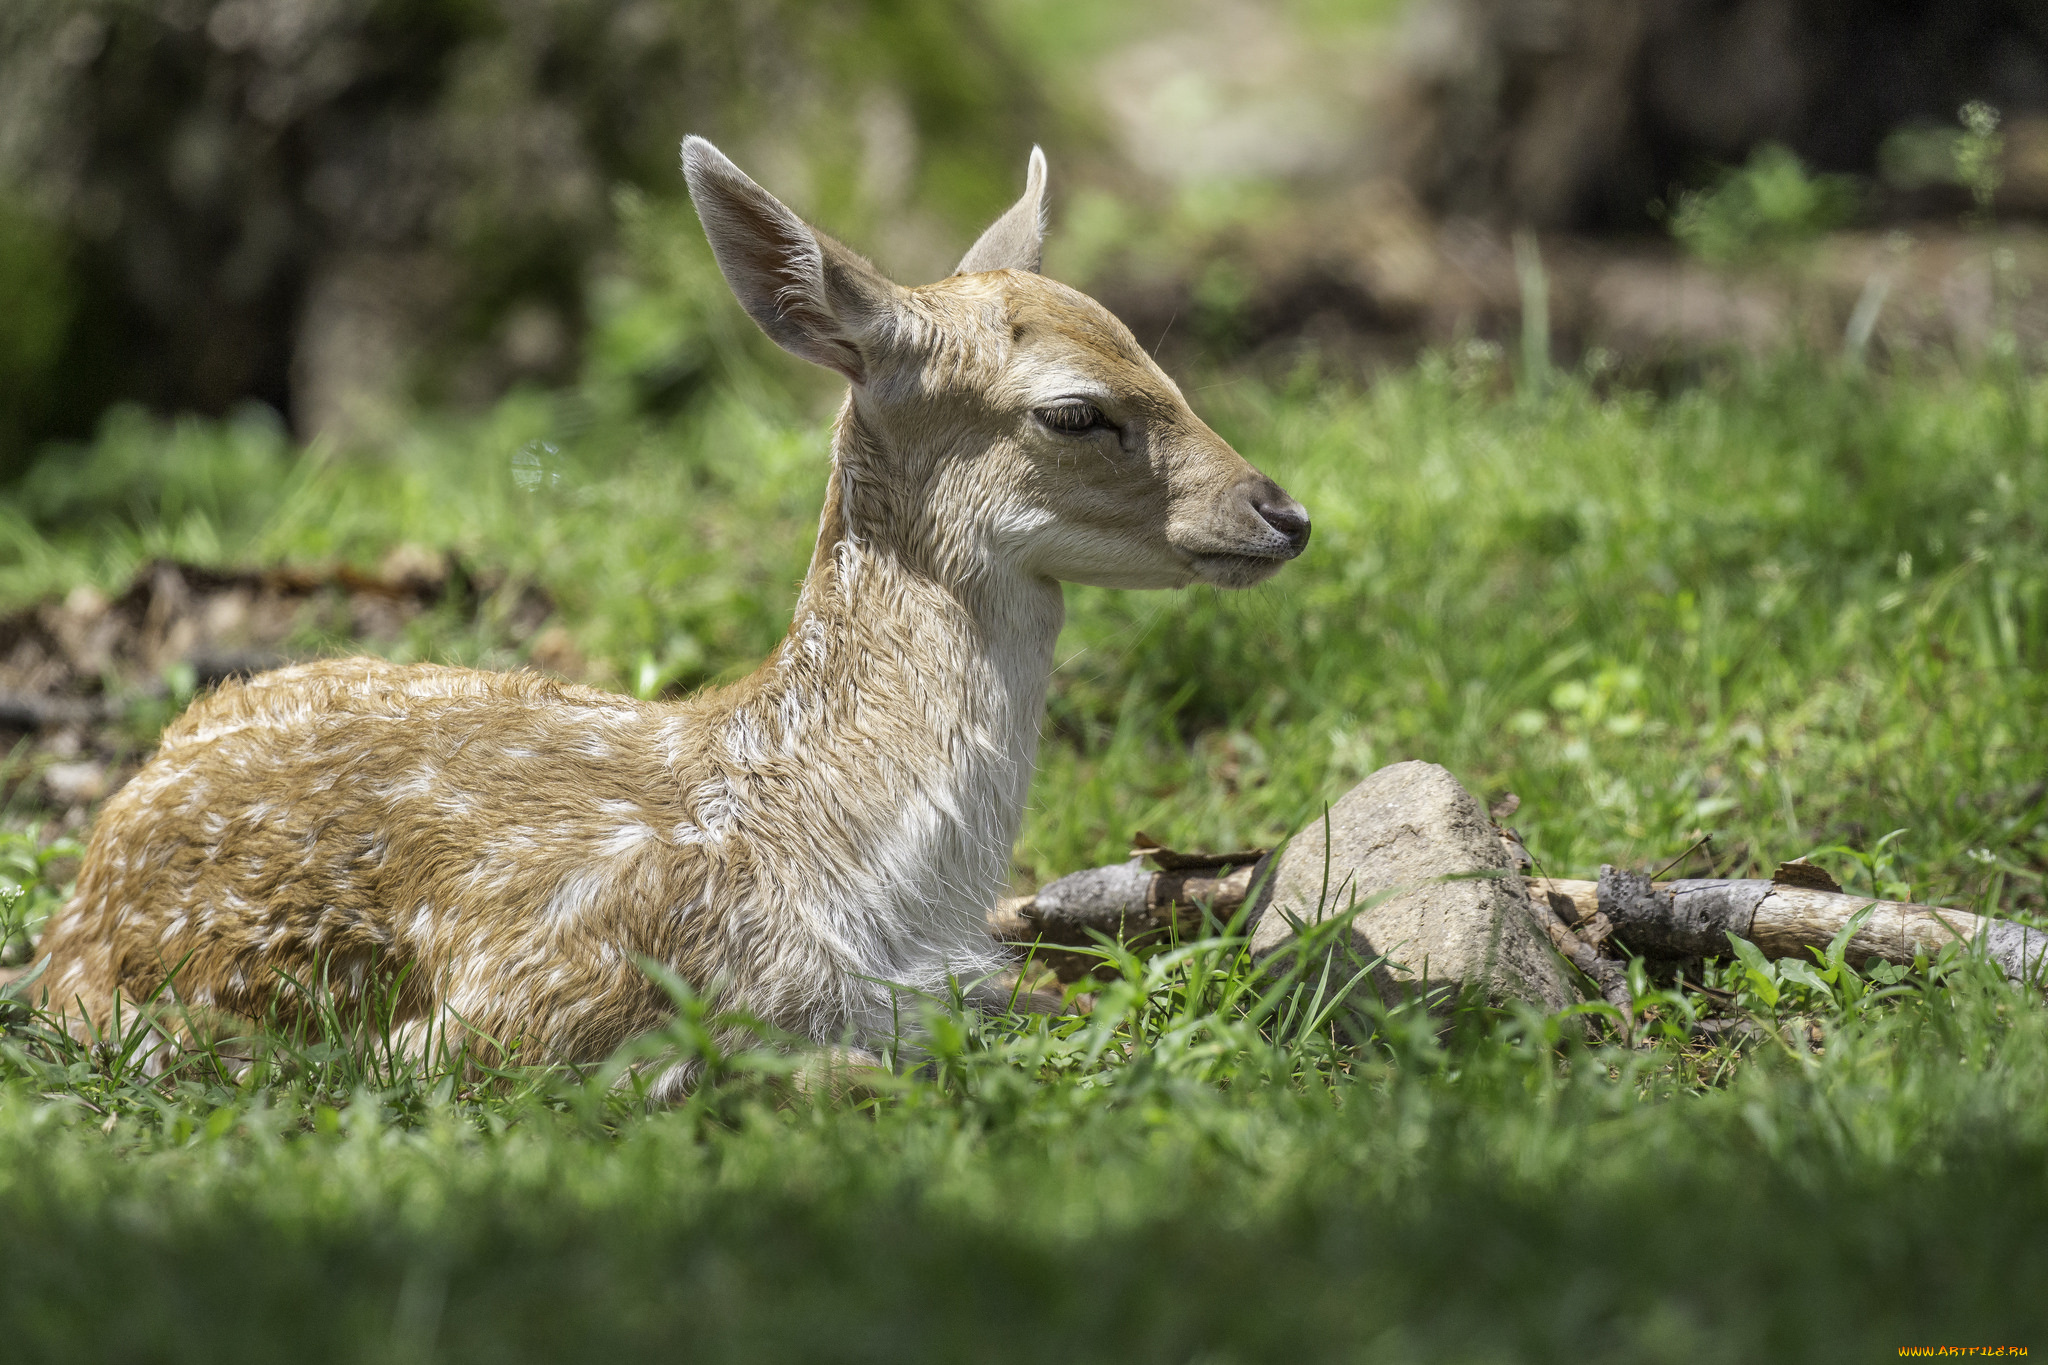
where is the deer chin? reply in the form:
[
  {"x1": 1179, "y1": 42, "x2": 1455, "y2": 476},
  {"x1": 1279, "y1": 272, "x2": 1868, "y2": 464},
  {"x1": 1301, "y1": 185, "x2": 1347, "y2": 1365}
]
[
  {"x1": 1185, "y1": 549, "x2": 1295, "y2": 588},
  {"x1": 1011, "y1": 528, "x2": 1198, "y2": 590}
]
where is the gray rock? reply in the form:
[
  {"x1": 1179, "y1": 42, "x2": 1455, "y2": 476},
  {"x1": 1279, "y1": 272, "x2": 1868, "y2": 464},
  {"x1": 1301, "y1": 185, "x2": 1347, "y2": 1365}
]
[{"x1": 1249, "y1": 761, "x2": 1578, "y2": 1012}]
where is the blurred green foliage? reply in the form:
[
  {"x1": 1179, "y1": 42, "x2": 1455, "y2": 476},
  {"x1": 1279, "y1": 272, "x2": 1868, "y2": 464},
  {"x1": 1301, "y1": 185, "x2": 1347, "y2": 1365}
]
[
  {"x1": 0, "y1": 0, "x2": 1073, "y2": 473},
  {"x1": 1669, "y1": 144, "x2": 1860, "y2": 264},
  {"x1": 1956, "y1": 99, "x2": 2007, "y2": 220},
  {"x1": 579, "y1": 188, "x2": 812, "y2": 421},
  {"x1": 11, "y1": 401, "x2": 294, "y2": 535},
  {"x1": 0, "y1": 827, "x2": 79, "y2": 966}
]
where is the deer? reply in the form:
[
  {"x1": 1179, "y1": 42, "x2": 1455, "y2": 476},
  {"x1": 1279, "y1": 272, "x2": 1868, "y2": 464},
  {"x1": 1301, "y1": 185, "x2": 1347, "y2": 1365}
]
[{"x1": 27, "y1": 137, "x2": 1311, "y2": 1097}]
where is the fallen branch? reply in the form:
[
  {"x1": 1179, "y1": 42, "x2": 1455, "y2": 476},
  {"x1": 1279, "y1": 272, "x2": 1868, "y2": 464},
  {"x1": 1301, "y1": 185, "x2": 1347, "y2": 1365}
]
[
  {"x1": 1533, "y1": 867, "x2": 2048, "y2": 986},
  {"x1": 988, "y1": 840, "x2": 1267, "y2": 982},
  {"x1": 0, "y1": 691, "x2": 106, "y2": 730}
]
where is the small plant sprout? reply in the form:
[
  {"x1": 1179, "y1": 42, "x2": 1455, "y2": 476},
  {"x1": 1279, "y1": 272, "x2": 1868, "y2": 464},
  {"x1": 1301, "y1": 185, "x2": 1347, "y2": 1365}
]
[{"x1": 1955, "y1": 100, "x2": 2004, "y2": 224}]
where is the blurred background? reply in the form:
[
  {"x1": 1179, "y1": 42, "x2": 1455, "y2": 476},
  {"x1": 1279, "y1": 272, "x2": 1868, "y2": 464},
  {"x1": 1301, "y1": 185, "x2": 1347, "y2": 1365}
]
[{"x1": 3, "y1": 0, "x2": 2046, "y2": 475}]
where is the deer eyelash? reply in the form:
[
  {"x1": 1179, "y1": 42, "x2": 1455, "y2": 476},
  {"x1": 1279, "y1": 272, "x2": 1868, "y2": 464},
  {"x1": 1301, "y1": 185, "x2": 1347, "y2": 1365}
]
[{"x1": 1034, "y1": 402, "x2": 1110, "y2": 434}]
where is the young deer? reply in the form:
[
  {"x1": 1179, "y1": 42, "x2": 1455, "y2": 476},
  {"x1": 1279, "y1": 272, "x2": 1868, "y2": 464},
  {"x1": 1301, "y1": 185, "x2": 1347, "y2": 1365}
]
[{"x1": 29, "y1": 138, "x2": 1310, "y2": 1090}]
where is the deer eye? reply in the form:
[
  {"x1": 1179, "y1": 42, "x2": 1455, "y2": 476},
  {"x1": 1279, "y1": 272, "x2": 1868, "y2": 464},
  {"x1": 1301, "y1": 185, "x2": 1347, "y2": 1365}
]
[{"x1": 1034, "y1": 401, "x2": 1109, "y2": 435}]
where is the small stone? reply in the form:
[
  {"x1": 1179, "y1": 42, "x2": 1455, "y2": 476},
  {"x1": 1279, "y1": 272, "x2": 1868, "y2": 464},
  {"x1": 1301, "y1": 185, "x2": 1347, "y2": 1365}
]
[
  {"x1": 1250, "y1": 761, "x2": 1578, "y2": 1012},
  {"x1": 378, "y1": 543, "x2": 449, "y2": 596},
  {"x1": 43, "y1": 759, "x2": 111, "y2": 806},
  {"x1": 62, "y1": 584, "x2": 109, "y2": 620}
]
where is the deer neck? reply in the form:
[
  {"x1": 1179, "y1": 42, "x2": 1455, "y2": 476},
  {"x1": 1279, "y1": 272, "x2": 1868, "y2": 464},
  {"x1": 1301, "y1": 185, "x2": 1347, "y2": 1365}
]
[
  {"x1": 709, "y1": 400, "x2": 1061, "y2": 978},
  {"x1": 804, "y1": 395, "x2": 1063, "y2": 725}
]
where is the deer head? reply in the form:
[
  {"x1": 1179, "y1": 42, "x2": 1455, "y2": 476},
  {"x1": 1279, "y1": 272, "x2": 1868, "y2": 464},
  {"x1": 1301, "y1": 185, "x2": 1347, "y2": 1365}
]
[{"x1": 681, "y1": 137, "x2": 1309, "y2": 596}]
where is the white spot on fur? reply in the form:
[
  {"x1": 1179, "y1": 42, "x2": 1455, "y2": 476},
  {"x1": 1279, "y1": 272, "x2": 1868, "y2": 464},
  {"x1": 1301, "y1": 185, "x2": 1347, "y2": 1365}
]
[
  {"x1": 377, "y1": 767, "x2": 436, "y2": 802},
  {"x1": 726, "y1": 713, "x2": 765, "y2": 765},
  {"x1": 577, "y1": 723, "x2": 616, "y2": 760},
  {"x1": 543, "y1": 867, "x2": 609, "y2": 929},
  {"x1": 599, "y1": 824, "x2": 657, "y2": 856},
  {"x1": 693, "y1": 779, "x2": 745, "y2": 836},
  {"x1": 777, "y1": 692, "x2": 805, "y2": 748},
  {"x1": 833, "y1": 537, "x2": 864, "y2": 587}
]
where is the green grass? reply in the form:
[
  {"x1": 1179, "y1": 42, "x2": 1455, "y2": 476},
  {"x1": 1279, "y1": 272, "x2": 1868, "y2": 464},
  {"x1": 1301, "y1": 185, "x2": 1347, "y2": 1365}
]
[
  {"x1": 3, "y1": 350, "x2": 2046, "y2": 1359},
  {"x1": 1, "y1": 926, "x2": 2043, "y2": 1361}
]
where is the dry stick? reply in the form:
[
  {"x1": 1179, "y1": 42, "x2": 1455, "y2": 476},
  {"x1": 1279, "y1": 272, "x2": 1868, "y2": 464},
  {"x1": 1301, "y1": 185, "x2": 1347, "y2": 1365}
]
[
  {"x1": 0, "y1": 691, "x2": 105, "y2": 730},
  {"x1": 1533, "y1": 867, "x2": 2048, "y2": 986},
  {"x1": 988, "y1": 854, "x2": 1265, "y2": 983},
  {"x1": 1534, "y1": 913, "x2": 1635, "y2": 1027}
]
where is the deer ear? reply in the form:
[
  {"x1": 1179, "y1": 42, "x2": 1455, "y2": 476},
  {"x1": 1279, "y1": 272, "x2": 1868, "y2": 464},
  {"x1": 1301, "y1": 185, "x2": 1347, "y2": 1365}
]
[
  {"x1": 682, "y1": 135, "x2": 901, "y2": 384},
  {"x1": 955, "y1": 146, "x2": 1047, "y2": 276}
]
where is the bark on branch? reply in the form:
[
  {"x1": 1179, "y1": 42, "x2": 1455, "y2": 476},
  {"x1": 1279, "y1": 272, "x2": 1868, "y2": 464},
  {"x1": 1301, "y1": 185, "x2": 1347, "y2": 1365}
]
[
  {"x1": 1533, "y1": 867, "x2": 2048, "y2": 987},
  {"x1": 988, "y1": 843, "x2": 1267, "y2": 981}
]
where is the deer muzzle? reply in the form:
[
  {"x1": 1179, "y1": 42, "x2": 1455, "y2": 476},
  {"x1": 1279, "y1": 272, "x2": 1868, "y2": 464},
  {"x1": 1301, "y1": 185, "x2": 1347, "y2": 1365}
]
[{"x1": 1181, "y1": 475, "x2": 1311, "y2": 588}]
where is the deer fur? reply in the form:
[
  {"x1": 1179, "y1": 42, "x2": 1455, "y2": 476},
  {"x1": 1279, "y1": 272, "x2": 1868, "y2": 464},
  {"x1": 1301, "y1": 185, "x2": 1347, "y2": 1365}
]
[{"x1": 29, "y1": 138, "x2": 1310, "y2": 1089}]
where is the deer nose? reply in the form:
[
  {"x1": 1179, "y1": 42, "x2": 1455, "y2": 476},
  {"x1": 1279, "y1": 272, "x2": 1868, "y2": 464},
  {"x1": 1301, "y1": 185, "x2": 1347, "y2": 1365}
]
[{"x1": 1254, "y1": 490, "x2": 1311, "y2": 555}]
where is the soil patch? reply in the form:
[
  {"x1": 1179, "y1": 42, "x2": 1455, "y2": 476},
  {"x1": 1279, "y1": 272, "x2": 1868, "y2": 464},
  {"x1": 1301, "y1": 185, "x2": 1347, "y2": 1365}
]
[{"x1": 0, "y1": 551, "x2": 554, "y2": 830}]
